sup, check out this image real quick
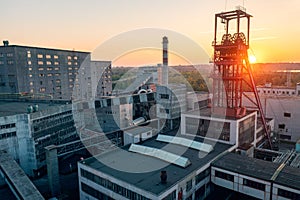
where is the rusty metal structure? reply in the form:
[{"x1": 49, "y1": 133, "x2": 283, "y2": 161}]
[{"x1": 211, "y1": 9, "x2": 272, "y2": 148}]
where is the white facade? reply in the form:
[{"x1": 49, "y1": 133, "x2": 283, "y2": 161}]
[
  {"x1": 243, "y1": 92, "x2": 300, "y2": 142},
  {"x1": 78, "y1": 159, "x2": 213, "y2": 200},
  {"x1": 211, "y1": 166, "x2": 300, "y2": 200}
]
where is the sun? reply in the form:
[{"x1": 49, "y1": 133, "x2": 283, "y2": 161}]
[{"x1": 249, "y1": 55, "x2": 257, "y2": 64}]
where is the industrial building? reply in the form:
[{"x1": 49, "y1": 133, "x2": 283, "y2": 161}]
[
  {"x1": 243, "y1": 84, "x2": 300, "y2": 142},
  {"x1": 94, "y1": 92, "x2": 156, "y2": 133},
  {"x1": 156, "y1": 84, "x2": 187, "y2": 132},
  {"x1": 77, "y1": 8, "x2": 300, "y2": 200},
  {"x1": 0, "y1": 99, "x2": 78, "y2": 177},
  {"x1": 0, "y1": 43, "x2": 112, "y2": 100},
  {"x1": 78, "y1": 133, "x2": 235, "y2": 200}
]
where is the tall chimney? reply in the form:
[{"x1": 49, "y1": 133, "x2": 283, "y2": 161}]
[{"x1": 162, "y1": 36, "x2": 168, "y2": 85}]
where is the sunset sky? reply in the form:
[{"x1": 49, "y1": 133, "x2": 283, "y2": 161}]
[{"x1": 1, "y1": 0, "x2": 300, "y2": 65}]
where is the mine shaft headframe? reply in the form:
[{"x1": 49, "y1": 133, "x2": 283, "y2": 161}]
[{"x1": 213, "y1": 9, "x2": 252, "y2": 47}]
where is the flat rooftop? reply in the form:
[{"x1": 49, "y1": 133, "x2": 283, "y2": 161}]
[
  {"x1": 0, "y1": 44, "x2": 90, "y2": 54},
  {"x1": 275, "y1": 165, "x2": 300, "y2": 190},
  {"x1": 0, "y1": 100, "x2": 66, "y2": 117},
  {"x1": 124, "y1": 126, "x2": 153, "y2": 136},
  {"x1": 212, "y1": 153, "x2": 300, "y2": 190},
  {"x1": 80, "y1": 134, "x2": 233, "y2": 196},
  {"x1": 212, "y1": 152, "x2": 281, "y2": 181}
]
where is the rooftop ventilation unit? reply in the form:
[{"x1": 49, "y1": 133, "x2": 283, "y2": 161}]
[{"x1": 156, "y1": 134, "x2": 213, "y2": 153}]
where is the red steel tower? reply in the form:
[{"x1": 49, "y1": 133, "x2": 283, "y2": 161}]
[{"x1": 211, "y1": 9, "x2": 272, "y2": 148}]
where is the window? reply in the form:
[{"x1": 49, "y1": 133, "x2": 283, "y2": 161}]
[
  {"x1": 55, "y1": 79, "x2": 61, "y2": 84},
  {"x1": 47, "y1": 67, "x2": 52, "y2": 71},
  {"x1": 54, "y1": 55, "x2": 58, "y2": 59},
  {"x1": 284, "y1": 112, "x2": 291, "y2": 118},
  {"x1": 38, "y1": 67, "x2": 44, "y2": 71},
  {"x1": 0, "y1": 123, "x2": 16, "y2": 129},
  {"x1": 54, "y1": 67, "x2": 60, "y2": 70},
  {"x1": 39, "y1": 74, "x2": 44, "y2": 77},
  {"x1": 0, "y1": 61, "x2": 3, "y2": 65},
  {"x1": 160, "y1": 108, "x2": 169, "y2": 114},
  {"x1": 56, "y1": 86, "x2": 61, "y2": 90},
  {"x1": 55, "y1": 73, "x2": 60, "y2": 76},
  {"x1": 68, "y1": 67, "x2": 72, "y2": 70},
  {"x1": 29, "y1": 81, "x2": 33, "y2": 86},
  {"x1": 67, "y1": 56, "x2": 72, "y2": 60},
  {"x1": 40, "y1": 81, "x2": 43, "y2": 85},
  {"x1": 29, "y1": 74, "x2": 33, "y2": 78},
  {"x1": 160, "y1": 94, "x2": 169, "y2": 99},
  {"x1": 46, "y1": 61, "x2": 52, "y2": 65},
  {"x1": 38, "y1": 61, "x2": 43, "y2": 65},
  {"x1": 243, "y1": 178, "x2": 265, "y2": 191},
  {"x1": 7, "y1": 61, "x2": 14, "y2": 65},
  {"x1": 278, "y1": 124, "x2": 285, "y2": 129},
  {"x1": 28, "y1": 67, "x2": 33, "y2": 71},
  {"x1": 196, "y1": 169, "x2": 210, "y2": 185},
  {"x1": 7, "y1": 53, "x2": 13, "y2": 57},
  {"x1": 54, "y1": 62, "x2": 59, "y2": 65},
  {"x1": 37, "y1": 54, "x2": 43, "y2": 59},
  {"x1": 68, "y1": 61, "x2": 72, "y2": 65},
  {"x1": 69, "y1": 78, "x2": 73, "y2": 82},
  {"x1": 186, "y1": 179, "x2": 192, "y2": 192},
  {"x1": 39, "y1": 87, "x2": 46, "y2": 92},
  {"x1": 46, "y1": 55, "x2": 51, "y2": 59},
  {"x1": 68, "y1": 72, "x2": 72, "y2": 75},
  {"x1": 47, "y1": 73, "x2": 53, "y2": 77},
  {"x1": 278, "y1": 188, "x2": 300, "y2": 199},
  {"x1": 215, "y1": 170, "x2": 234, "y2": 182},
  {"x1": 0, "y1": 132, "x2": 17, "y2": 140},
  {"x1": 73, "y1": 56, "x2": 78, "y2": 60},
  {"x1": 28, "y1": 61, "x2": 32, "y2": 65}
]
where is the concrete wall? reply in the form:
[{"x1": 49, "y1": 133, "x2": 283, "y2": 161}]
[
  {"x1": 0, "y1": 103, "x2": 78, "y2": 177},
  {"x1": 243, "y1": 92, "x2": 300, "y2": 142},
  {"x1": 156, "y1": 84, "x2": 187, "y2": 120}
]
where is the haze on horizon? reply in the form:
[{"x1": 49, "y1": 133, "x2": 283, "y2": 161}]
[{"x1": 1, "y1": 0, "x2": 300, "y2": 66}]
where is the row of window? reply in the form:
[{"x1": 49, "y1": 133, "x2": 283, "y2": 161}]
[
  {"x1": 0, "y1": 131, "x2": 17, "y2": 140},
  {"x1": 215, "y1": 170, "x2": 266, "y2": 191},
  {"x1": 29, "y1": 73, "x2": 62, "y2": 78},
  {"x1": 81, "y1": 182, "x2": 114, "y2": 200},
  {"x1": 33, "y1": 115, "x2": 73, "y2": 132},
  {"x1": 32, "y1": 110, "x2": 72, "y2": 124},
  {"x1": 0, "y1": 123, "x2": 16, "y2": 129},
  {"x1": 35, "y1": 54, "x2": 77, "y2": 60},
  {"x1": 80, "y1": 169, "x2": 151, "y2": 200},
  {"x1": 0, "y1": 60, "x2": 14, "y2": 65},
  {"x1": 278, "y1": 188, "x2": 300, "y2": 199},
  {"x1": 0, "y1": 53, "x2": 13, "y2": 57},
  {"x1": 258, "y1": 90, "x2": 295, "y2": 95}
]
